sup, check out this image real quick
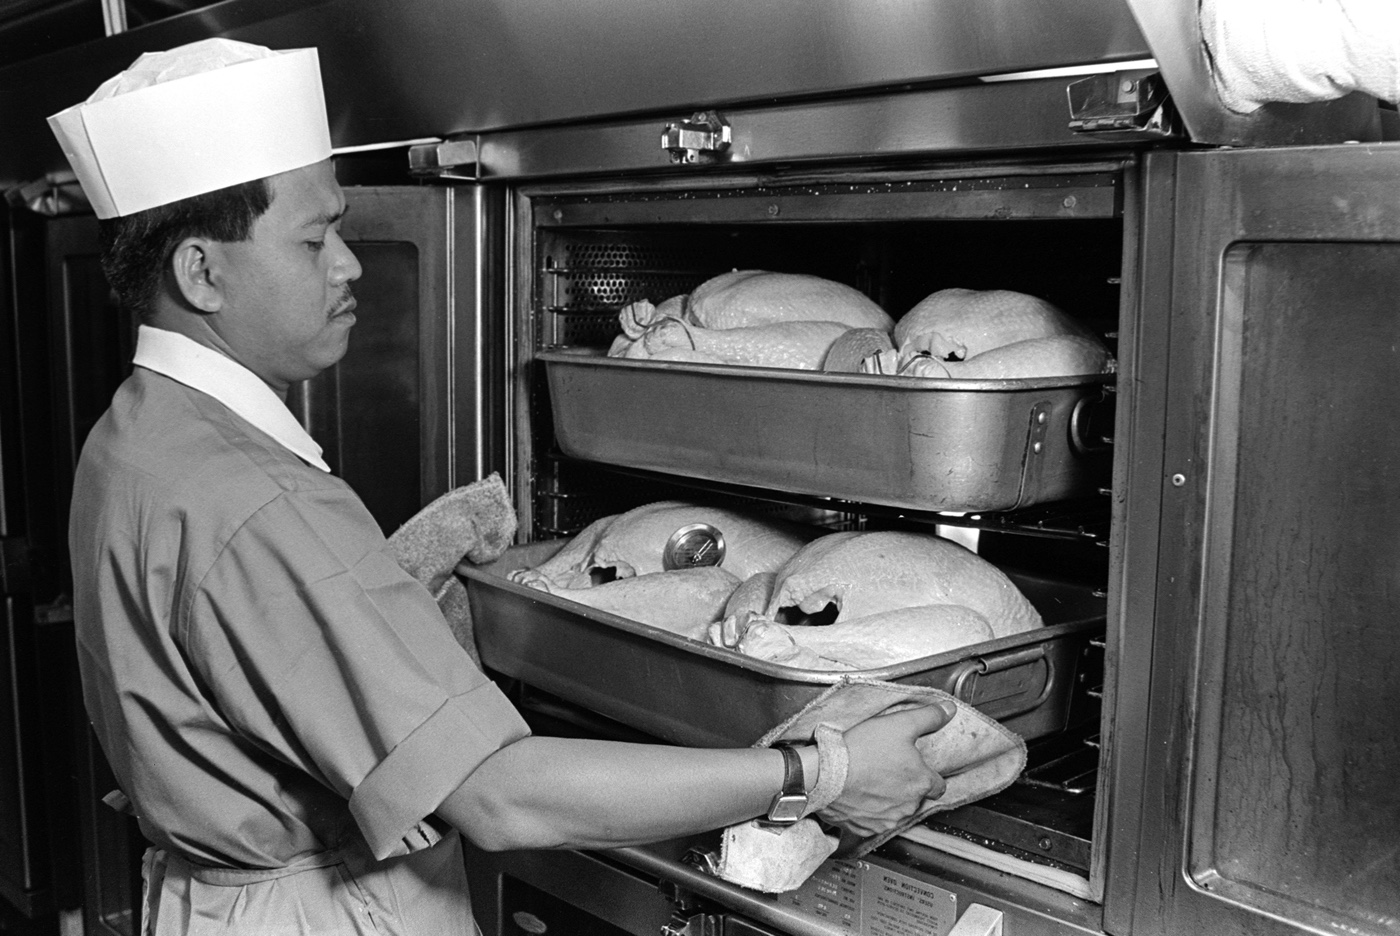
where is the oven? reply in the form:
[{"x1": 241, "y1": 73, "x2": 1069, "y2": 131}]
[
  {"x1": 436, "y1": 104, "x2": 1399, "y2": 936},
  {"x1": 1, "y1": 1, "x2": 1397, "y2": 934}
]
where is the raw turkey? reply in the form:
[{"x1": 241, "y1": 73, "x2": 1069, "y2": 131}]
[
  {"x1": 733, "y1": 605, "x2": 995, "y2": 670},
  {"x1": 713, "y1": 530, "x2": 1042, "y2": 670},
  {"x1": 509, "y1": 501, "x2": 814, "y2": 592},
  {"x1": 534, "y1": 567, "x2": 742, "y2": 641},
  {"x1": 607, "y1": 270, "x2": 893, "y2": 369},
  {"x1": 617, "y1": 317, "x2": 852, "y2": 370},
  {"x1": 893, "y1": 334, "x2": 1114, "y2": 379},
  {"x1": 895, "y1": 288, "x2": 1092, "y2": 359},
  {"x1": 688, "y1": 271, "x2": 894, "y2": 331},
  {"x1": 857, "y1": 288, "x2": 1115, "y2": 380}
]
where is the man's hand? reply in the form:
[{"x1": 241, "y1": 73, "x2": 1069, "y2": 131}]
[{"x1": 817, "y1": 702, "x2": 955, "y2": 838}]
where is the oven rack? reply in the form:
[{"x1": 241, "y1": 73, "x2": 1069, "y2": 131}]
[{"x1": 538, "y1": 455, "x2": 1112, "y2": 546}]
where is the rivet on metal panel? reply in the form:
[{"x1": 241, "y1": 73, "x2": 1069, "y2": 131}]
[
  {"x1": 1033, "y1": 441, "x2": 1043, "y2": 454},
  {"x1": 1171, "y1": 473, "x2": 1187, "y2": 487}
]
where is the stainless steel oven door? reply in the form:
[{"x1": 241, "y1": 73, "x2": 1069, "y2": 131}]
[{"x1": 1112, "y1": 143, "x2": 1400, "y2": 936}]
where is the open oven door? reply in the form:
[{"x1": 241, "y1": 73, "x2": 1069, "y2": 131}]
[{"x1": 1110, "y1": 145, "x2": 1400, "y2": 936}]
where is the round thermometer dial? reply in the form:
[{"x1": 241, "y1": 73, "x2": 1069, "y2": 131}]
[{"x1": 663, "y1": 523, "x2": 727, "y2": 570}]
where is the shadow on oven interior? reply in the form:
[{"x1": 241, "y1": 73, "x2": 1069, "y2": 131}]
[{"x1": 480, "y1": 168, "x2": 1124, "y2": 933}]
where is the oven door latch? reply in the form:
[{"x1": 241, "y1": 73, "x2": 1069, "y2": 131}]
[{"x1": 662, "y1": 110, "x2": 732, "y2": 165}]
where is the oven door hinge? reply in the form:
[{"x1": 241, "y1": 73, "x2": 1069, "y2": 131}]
[{"x1": 1066, "y1": 70, "x2": 1180, "y2": 138}]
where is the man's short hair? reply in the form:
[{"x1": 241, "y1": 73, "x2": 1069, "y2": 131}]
[{"x1": 98, "y1": 177, "x2": 273, "y2": 317}]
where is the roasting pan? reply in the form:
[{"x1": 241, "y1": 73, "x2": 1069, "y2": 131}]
[
  {"x1": 539, "y1": 348, "x2": 1114, "y2": 514},
  {"x1": 460, "y1": 540, "x2": 1105, "y2": 747}
]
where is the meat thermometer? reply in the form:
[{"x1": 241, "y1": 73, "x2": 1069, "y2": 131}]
[{"x1": 663, "y1": 523, "x2": 727, "y2": 570}]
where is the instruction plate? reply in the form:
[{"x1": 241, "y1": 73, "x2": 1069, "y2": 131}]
[{"x1": 773, "y1": 859, "x2": 957, "y2": 936}]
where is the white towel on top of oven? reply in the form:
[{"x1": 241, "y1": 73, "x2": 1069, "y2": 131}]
[{"x1": 1201, "y1": 0, "x2": 1400, "y2": 113}]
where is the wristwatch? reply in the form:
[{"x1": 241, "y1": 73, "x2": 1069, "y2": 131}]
[{"x1": 764, "y1": 742, "x2": 808, "y2": 824}]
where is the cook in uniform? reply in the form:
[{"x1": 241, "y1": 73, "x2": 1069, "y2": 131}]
[{"x1": 51, "y1": 38, "x2": 955, "y2": 936}]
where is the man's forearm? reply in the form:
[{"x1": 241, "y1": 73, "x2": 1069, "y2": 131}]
[{"x1": 438, "y1": 737, "x2": 812, "y2": 852}]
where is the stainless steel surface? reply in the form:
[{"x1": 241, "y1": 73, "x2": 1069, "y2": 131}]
[
  {"x1": 608, "y1": 843, "x2": 1109, "y2": 936},
  {"x1": 463, "y1": 541, "x2": 1105, "y2": 747},
  {"x1": 0, "y1": 0, "x2": 1154, "y2": 191},
  {"x1": 1, "y1": 0, "x2": 1385, "y2": 187},
  {"x1": 541, "y1": 350, "x2": 1112, "y2": 513},
  {"x1": 463, "y1": 843, "x2": 683, "y2": 936},
  {"x1": 1129, "y1": 144, "x2": 1400, "y2": 934},
  {"x1": 1123, "y1": 0, "x2": 1384, "y2": 146},
  {"x1": 477, "y1": 80, "x2": 1154, "y2": 181},
  {"x1": 606, "y1": 846, "x2": 869, "y2": 936}
]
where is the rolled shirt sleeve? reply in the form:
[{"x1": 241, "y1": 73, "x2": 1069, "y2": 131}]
[{"x1": 184, "y1": 486, "x2": 529, "y2": 860}]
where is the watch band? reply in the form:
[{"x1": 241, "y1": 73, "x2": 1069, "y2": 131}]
[{"x1": 764, "y1": 742, "x2": 808, "y2": 824}]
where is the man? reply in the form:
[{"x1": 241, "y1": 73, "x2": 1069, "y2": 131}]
[{"x1": 51, "y1": 39, "x2": 954, "y2": 934}]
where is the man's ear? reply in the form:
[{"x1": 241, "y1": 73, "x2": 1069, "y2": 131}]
[{"x1": 169, "y1": 238, "x2": 222, "y2": 313}]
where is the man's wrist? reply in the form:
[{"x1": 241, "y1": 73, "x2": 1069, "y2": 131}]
[{"x1": 796, "y1": 743, "x2": 819, "y2": 793}]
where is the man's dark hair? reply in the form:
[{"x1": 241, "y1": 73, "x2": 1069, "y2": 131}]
[{"x1": 98, "y1": 177, "x2": 273, "y2": 317}]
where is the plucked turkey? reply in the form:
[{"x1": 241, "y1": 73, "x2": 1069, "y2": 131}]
[
  {"x1": 511, "y1": 500, "x2": 813, "y2": 590},
  {"x1": 532, "y1": 567, "x2": 742, "y2": 641},
  {"x1": 712, "y1": 530, "x2": 1042, "y2": 670},
  {"x1": 857, "y1": 288, "x2": 1115, "y2": 380},
  {"x1": 508, "y1": 501, "x2": 815, "y2": 636},
  {"x1": 608, "y1": 270, "x2": 892, "y2": 369},
  {"x1": 687, "y1": 270, "x2": 894, "y2": 331}
]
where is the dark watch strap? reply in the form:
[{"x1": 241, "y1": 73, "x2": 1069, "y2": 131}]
[{"x1": 764, "y1": 742, "x2": 808, "y2": 824}]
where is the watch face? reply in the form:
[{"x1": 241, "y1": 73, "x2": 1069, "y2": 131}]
[
  {"x1": 765, "y1": 794, "x2": 807, "y2": 825},
  {"x1": 663, "y1": 523, "x2": 727, "y2": 570}
]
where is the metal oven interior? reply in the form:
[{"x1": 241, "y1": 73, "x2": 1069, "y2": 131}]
[{"x1": 463, "y1": 160, "x2": 1137, "y2": 930}]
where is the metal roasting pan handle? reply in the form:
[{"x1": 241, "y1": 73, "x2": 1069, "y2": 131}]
[
  {"x1": 949, "y1": 644, "x2": 1055, "y2": 719},
  {"x1": 1070, "y1": 388, "x2": 1115, "y2": 453}
]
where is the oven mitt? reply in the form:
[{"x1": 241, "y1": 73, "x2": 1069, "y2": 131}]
[
  {"x1": 714, "y1": 676, "x2": 1026, "y2": 892},
  {"x1": 387, "y1": 472, "x2": 517, "y2": 666}
]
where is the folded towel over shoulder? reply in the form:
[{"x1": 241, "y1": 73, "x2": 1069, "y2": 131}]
[
  {"x1": 1201, "y1": 0, "x2": 1400, "y2": 113},
  {"x1": 714, "y1": 677, "x2": 1026, "y2": 893},
  {"x1": 387, "y1": 472, "x2": 517, "y2": 666}
]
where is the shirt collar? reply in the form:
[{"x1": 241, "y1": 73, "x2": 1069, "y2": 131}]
[{"x1": 132, "y1": 324, "x2": 332, "y2": 473}]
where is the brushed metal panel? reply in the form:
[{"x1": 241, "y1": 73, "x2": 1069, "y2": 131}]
[
  {"x1": 477, "y1": 79, "x2": 1142, "y2": 181},
  {"x1": 0, "y1": 0, "x2": 1151, "y2": 190},
  {"x1": 1188, "y1": 241, "x2": 1400, "y2": 932},
  {"x1": 1136, "y1": 144, "x2": 1400, "y2": 935}
]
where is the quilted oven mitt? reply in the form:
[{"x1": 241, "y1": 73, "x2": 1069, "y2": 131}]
[
  {"x1": 387, "y1": 472, "x2": 517, "y2": 666},
  {"x1": 714, "y1": 676, "x2": 1026, "y2": 893}
]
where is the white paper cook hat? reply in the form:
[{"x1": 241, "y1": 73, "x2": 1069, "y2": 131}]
[{"x1": 47, "y1": 38, "x2": 332, "y2": 219}]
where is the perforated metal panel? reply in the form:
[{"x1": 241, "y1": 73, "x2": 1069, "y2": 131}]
[{"x1": 536, "y1": 230, "x2": 732, "y2": 349}]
